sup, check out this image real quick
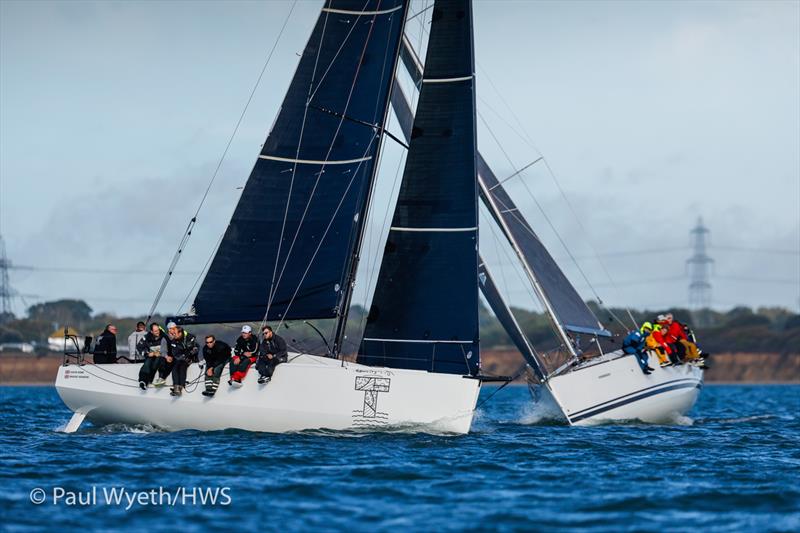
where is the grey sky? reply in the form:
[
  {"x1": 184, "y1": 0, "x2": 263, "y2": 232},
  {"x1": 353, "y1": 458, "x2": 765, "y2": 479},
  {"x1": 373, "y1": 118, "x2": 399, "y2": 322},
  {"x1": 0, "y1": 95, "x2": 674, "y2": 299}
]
[{"x1": 1, "y1": 0, "x2": 798, "y2": 319}]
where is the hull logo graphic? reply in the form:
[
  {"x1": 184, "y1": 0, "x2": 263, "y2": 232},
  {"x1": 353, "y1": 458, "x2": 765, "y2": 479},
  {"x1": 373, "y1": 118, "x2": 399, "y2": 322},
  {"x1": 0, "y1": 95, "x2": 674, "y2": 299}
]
[{"x1": 353, "y1": 376, "x2": 390, "y2": 426}]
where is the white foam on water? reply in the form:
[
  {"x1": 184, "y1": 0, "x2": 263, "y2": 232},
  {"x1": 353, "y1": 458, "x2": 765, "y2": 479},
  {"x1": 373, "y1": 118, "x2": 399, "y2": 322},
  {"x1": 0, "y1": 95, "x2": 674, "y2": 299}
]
[
  {"x1": 518, "y1": 386, "x2": 567, "y2": 425},
  {"x1": 667, "y1": 413, "x2": 695, "y2": 426}
]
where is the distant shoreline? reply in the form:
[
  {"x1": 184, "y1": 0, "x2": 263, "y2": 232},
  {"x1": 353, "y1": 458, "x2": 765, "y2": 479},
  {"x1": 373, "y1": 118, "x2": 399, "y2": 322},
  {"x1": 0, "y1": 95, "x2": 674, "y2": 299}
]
[{"x1": 2, "y1": 350, "x2": 799, "y2": 385}]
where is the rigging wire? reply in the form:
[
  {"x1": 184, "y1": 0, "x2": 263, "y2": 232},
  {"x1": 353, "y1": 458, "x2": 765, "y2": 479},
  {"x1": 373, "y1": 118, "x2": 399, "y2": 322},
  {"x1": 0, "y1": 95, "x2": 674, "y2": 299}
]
[
  {"x1": 265, "y1": 0, "x2": 369, "y2": 321},
  {"x1": 331, "y1": 5, "x2": 405, "y2": 347},
  {"x1": 476, "y1": 64, "x2": 638, "y2": 328},
  {"x1": 145, "y1": 0, "x2": 298, "y2": 322},
  {"x1": 356, "y1": 2, "x2": 429, "y2": 339},
  {"x1": 478, "y1": 112, "x2": 634, "y2": 331},
  {"x1": 264, "y1": 2, "x2": 383, "y2": 335}
]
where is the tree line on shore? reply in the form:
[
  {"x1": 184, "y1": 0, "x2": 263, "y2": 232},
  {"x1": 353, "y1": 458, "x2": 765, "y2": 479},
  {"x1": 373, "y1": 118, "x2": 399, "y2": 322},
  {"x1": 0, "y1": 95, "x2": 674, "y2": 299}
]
[{"x1": 0, "y1": 298, "x2": 798, "y2": 355}]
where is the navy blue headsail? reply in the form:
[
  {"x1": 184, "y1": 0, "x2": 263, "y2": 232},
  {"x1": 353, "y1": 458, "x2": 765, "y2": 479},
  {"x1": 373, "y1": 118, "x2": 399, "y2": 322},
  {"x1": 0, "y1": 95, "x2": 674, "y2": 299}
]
[
  {"x1": 358, "y1": 0, "x2": 480, "y2": 375},
  {"x1": 182, "y1": 1, "x2": 408, "y2": 325}
]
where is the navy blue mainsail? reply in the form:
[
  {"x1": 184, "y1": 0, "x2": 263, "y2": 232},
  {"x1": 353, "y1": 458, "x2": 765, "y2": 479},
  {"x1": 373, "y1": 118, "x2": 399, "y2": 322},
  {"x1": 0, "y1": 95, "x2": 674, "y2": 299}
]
[
  {"x1": 183, "y1": 1, "x2": 408, "y2": 325},
  {"x1": 358, "y1": 0, "x2": 480, "y2": 375},
  {"x1": 396, "y1": 36, "x2": 608, "y2": 339}
]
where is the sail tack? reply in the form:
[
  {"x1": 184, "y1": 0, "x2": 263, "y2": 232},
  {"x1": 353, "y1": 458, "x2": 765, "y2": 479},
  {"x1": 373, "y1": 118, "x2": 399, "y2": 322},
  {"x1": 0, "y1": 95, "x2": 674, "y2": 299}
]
[
  {"x1": 358, "y1": 0, "x2": 480, "y2": 375},
  {"x1": 186, "y1": 0, "x2": 408, "y2": 325}
]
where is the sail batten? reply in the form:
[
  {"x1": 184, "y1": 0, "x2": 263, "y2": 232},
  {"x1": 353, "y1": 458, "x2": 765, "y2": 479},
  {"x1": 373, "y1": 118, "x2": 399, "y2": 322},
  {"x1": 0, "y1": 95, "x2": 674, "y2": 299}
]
[
  {"x1": 181, "y1": 0, "x2": 408, "y2": 326},
  {"x1": 357, "y1": 0, "x2": 480, "y2": 375}
]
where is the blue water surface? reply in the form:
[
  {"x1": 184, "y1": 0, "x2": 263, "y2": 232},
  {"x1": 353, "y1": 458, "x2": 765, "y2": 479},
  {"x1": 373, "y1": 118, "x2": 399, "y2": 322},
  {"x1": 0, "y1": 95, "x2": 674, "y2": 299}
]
[{"x1": 1, "y1": 385, "x2": 798, "y2": 532}]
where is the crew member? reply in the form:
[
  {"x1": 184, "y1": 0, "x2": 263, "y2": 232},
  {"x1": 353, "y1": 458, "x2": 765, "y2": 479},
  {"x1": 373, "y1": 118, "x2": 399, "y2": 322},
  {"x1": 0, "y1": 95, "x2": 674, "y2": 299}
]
[
  {"x1": 128, "y1": 321, "x2": 147, "y2": 361},
  {"x1": 256, "y1": 325, "x2": 288, "y2": 384},
  {"x1": 229, "y1": 325, "x2": 258, "y2": 385},
  {"x1": 664, "y1": 313, "x2": 701, "y2": 361},
  {"x1": 137, "y1": 323, "x2": 169, "y2": 390},
  {"x1": 648, "y1": 323, "x2": 673, "y2": 365},
  {"x1": 202, "y1": 335, "x2": 231, "y2": 397},
  {"x1": 93, "y1": 324, "x2": 118, "y2": 364},
  {"x1": 622, "y1": 324, "x2": 654, "y2": 375},
  {"x1": 167, "y1": 323, "x2": 198, "y2": 397}
]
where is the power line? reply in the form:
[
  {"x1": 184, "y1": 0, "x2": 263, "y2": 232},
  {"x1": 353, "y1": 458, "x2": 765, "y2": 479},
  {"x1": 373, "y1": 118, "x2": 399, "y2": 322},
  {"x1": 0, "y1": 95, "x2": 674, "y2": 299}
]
[
  {"x1": 709, "y1": 245, "x2": 800, "y2": 256},
  {"x1": 9, "y1": 265, "x2": 199, "y2": 276}
]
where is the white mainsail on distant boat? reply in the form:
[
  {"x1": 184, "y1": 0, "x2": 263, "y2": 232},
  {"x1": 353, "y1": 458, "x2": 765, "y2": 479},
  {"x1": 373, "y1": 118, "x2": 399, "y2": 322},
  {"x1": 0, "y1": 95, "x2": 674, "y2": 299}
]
[
  {"x1": 392, "y1": 34, "x2": 704, "y2": 425},
  {"x1": 57, "y1": 0, "x2": 490, "y2": 434}
]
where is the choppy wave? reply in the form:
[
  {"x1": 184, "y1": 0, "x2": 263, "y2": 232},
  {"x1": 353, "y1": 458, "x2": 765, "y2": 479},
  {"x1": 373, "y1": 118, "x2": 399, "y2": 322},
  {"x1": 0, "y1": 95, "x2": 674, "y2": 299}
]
[{"x1": 3, "y1": 384, "x2": 799, "y2": 532}]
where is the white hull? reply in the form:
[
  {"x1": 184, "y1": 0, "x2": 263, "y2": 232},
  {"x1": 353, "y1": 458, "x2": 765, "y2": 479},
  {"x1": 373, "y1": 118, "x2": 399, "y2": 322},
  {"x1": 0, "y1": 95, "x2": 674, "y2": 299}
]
[
  {"x1": 540, "y1": 350, "x2": 703, "y2": 425},
  {"x1": 55, "y1": 353, "x2": 481, "y2": 434}
]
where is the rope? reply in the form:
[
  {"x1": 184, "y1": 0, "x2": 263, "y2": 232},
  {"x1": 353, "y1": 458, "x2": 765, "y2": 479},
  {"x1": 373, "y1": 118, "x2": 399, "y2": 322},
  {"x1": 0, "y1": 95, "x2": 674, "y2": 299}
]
[
  {"x1": 145, "y1": 0, "x2": 297, "y2": 322},
  {"x1": 475, "y1": 364, "x2": 528, "y2": 410}
]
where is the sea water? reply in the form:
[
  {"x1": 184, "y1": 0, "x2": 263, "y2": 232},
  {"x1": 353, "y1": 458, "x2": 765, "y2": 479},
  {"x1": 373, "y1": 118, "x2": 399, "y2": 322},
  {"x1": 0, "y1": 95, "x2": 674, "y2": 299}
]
[{"x1": 0, "y1": 385, "x2": 798, "y2": 532}]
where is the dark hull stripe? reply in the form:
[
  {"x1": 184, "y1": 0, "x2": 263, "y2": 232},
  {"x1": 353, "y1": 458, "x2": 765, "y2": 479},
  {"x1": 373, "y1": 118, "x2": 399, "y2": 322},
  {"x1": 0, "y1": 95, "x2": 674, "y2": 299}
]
[
  {"x1": 568, "y1": 382, "x2": 702, "y2": 424},
  {"x1": 567, "y1": 377, "x2": 700, "y2": 419}
]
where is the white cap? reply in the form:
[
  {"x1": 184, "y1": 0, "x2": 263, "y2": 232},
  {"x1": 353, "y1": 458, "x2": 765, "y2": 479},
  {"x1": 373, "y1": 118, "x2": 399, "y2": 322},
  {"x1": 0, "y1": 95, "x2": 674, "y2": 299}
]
[
  {"x1": 166, "y1": 321, "x2": 177, "y2": 329},
  {"x1": 241, "y1": 325, "x2": 252, "y2": 333}
]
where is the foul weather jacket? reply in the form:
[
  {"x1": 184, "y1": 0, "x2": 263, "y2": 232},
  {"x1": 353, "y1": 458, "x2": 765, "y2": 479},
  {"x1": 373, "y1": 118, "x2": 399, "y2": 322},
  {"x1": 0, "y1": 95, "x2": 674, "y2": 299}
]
[
  {"x1": 128, "y1": 330, "x2": 147, "y2": 359},
  {"x1": 136, "y1": 331, "x2": 169, "y2": 358},
  {"x1": 665, "y1": 321, "x2": 688, "y2": 344},
  {"x1": 203, "y1": 340, "x2": 232, "y2": 368},
  {"x1": 234, "y1": 335, "x2": 259, "y2": 358},
  {"x1": 168, "y1": 331, "x2": 199, "y2": 362},
  {"x1": 258, "y1": 334, "x2": 288, "y2": 362},
  {"x1": 94, "y1": 329, "x2": 117, "y2": 363},
  {"x1": 622, "y1": 330, "x2": 646, "y2": 353}
]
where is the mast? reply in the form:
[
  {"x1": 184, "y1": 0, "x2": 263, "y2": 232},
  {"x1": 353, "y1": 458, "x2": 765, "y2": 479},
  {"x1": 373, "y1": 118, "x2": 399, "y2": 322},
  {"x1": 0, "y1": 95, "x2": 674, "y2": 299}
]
[{"x1": 331, "y1": 2, "x2": 410, "y2": 358}]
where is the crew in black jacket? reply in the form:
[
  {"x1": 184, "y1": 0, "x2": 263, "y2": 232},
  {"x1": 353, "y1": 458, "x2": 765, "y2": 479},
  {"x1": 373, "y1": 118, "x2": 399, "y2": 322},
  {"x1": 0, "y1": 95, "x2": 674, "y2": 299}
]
[
  {"x1": 201, "y1": 335, "x2": 231, "y2": 397},
  {"x1": 256, "y1": 325, "x2": 288, "y2": 384},
  {"x1": 93, "y1": 324, "x2": 118, "y2": 364},
  {"x1": 137, "y1": 323, "x2": 169, "y2": 390},
  {"x1": 228, "y1": 325, "x2": 258, "y2": 385},
  {"x1": 166, "y1": 323, "x2": 198, "y2": 397}
]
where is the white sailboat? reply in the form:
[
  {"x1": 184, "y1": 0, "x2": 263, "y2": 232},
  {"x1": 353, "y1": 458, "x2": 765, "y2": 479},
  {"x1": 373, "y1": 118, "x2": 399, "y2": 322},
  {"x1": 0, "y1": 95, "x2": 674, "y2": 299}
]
[
  {"x1": 57, "y1": 0, "x2": 487, "y2": 434},
  {"x1": 392, "y1": 27, "x2": 705, "y2": 426}
]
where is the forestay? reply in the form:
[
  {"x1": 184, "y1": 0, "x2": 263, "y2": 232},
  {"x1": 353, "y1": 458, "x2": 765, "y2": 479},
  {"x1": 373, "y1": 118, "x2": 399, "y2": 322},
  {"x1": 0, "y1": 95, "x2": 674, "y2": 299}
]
[
  {"x1": 183, "y1": 0, "x2": 408, "y2": 325},
  {"x1": 358, "y1": 0, "x2": 480, "y2": 375}
]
